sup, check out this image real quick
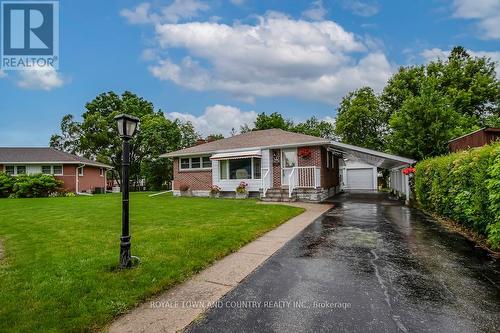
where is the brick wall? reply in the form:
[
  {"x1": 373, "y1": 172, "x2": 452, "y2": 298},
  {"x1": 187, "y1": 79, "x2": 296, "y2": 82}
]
[
  {"x1": 173, "y1": 158, "x2": 212, "y2": 190},
  {"x1": 296, "y1": 146, "x2": 339, "y2": 189},
  {"x1": 55, "y1": 164, "x2": 77, "y2": 192},
  {"x1": 77, "y1": 165, "x2": 106, "y2": 193},
  {"x1": 271, "y1": 149, "x2": 281, "y2": 188}
]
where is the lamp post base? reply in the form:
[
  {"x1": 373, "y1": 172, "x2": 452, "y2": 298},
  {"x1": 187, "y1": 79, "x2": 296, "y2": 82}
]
[{"x1": 119, "y1": 236, "x2": 132, "y2": 269}]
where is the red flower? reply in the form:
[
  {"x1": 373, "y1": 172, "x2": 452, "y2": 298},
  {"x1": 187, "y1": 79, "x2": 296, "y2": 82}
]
[
  {"x1": 403, "y1": 167, "x2": 416, "y2": 175},
  {"x1": 298, "y1": 147, "x2": 312, "y2": 158}
]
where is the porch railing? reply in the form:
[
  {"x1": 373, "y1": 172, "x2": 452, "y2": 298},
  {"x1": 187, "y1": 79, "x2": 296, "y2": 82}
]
[
  {"x1": 261, "y1": 168, "x2": 271, "y2": 197},
  {"x1": 288, "y1": 166, "x2": 320, "y2": 197}
]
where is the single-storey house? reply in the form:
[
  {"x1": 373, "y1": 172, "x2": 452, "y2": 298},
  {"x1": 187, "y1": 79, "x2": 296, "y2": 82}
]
[
  {"x1": 162, "y1": 129, "x2": 415, "y2": 202},
  {"x1": 0, "y1": 147, "x2": 113, "y2": 193}
]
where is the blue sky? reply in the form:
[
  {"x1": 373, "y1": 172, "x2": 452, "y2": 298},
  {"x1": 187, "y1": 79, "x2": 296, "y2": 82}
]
[{"x1": 1, "y1": 0, "x2": 499, "y2": 146}]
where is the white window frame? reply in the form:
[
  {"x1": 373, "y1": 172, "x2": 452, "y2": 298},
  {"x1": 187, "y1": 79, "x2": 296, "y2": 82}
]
[
  {"x1": 78, "y1": 167, "x2": 84, "y2": 176},
  {"x1": 15, "y1": 165, "x2": 26, "y2": 175},
  {"x1": 4, "y1": 165, "x2": 15, "y2": 175},
  {"x1": 179, "y1": 156, "x2": 212, "y2": 171},
  {"x1": 219, "y1": 157, "x2": 261, "y2": 180},
  {"x1": 99, "y1": 168, "x2": 104, "y2": 177},
  {"x1": 52, "y1": 165, "x2": 63, "y2": 176},
  {"x1": 41, "y1": 165, "x2": 52, "y2": 175}
]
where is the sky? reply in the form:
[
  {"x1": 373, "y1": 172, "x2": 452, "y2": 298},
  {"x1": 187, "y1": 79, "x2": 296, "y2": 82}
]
[{"x1": 0, "y1": 0, "x2": 499, "y2": 146}]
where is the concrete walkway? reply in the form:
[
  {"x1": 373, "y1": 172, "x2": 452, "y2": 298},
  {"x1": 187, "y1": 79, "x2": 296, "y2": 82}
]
[{"x1": 108, "y1": 202, "x2": 332, "y2": 333}]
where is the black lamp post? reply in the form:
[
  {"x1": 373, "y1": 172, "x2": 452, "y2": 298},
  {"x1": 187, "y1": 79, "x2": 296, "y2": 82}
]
[{"x1": 115, "y1": 113, "x2": 140, "y2": 269}]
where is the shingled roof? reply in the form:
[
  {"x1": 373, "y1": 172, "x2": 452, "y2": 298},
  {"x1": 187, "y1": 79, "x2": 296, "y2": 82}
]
[
  {"x1": 161, "y1": 129, "x2": 330, "y2": 157},
  {"x1": 0, "y1": 148, "x2": 112, "y2": 168}
]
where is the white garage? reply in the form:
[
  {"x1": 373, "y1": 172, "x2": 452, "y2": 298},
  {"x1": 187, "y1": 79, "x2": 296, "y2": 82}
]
[{"x1": 341, "y1": 160, "x2": 378, "y2": 190}]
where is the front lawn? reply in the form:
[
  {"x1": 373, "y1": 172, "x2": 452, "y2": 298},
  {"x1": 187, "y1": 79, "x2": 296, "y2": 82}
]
[{"x1": 0, "y1": 193, "x2": 303, "y2": 332}]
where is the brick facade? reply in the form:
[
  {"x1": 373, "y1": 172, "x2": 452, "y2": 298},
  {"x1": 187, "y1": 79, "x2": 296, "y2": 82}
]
[
  {"x1": 172, "y1": 158, "x2": 212, "y2": 191},
  {"x1": 272, "y1": 149, "x2": 281, "y2": 188}
]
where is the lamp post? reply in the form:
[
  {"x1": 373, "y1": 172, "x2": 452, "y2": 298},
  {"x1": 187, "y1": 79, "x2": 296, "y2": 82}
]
[{"x1": 115, "y1": 114, "x2": 140, "y2": 269}]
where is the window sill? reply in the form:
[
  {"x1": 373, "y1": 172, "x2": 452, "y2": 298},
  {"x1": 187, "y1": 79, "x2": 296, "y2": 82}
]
[{"x1": 179, "y1": 168, "x2": 212, "y2": 172}]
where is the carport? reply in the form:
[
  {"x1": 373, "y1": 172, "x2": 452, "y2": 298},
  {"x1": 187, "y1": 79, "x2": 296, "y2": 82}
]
[{"x1": 328, "y1": 142, "x2": 416, "y2": 202}]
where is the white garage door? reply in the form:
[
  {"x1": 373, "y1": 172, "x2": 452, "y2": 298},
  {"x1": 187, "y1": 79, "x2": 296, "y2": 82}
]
[{"x1": 346, "y1": 168, "x2": 374, "y2": 190}]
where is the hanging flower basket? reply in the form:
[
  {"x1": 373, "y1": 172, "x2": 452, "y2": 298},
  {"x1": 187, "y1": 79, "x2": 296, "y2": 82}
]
[
  {"x1": 235, "y1": 181, "x2": 249, "y2": 199},
  {"x1": 403, "y1": 167, "x2": 416, "y2": 175},
  {"x1": 298, "y1": 147, "x2": 312, "y2": 159}
]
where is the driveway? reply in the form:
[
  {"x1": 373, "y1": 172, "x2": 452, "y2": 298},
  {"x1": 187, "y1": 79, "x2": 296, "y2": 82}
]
[{"x1": 187, "y1": 192, "x2": 500, "y2": 333}]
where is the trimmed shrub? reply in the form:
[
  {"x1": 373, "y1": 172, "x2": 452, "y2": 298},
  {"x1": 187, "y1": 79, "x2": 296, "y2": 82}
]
[
  {"x1": 0, "y1": 172, "x2": 15, "y2": 197},
  {"x1": 11, "y1": 174, "x2": 64, "y2": 198},
  {"x1": 414, "y1": 142, "x2": 500, "y2": 250}
]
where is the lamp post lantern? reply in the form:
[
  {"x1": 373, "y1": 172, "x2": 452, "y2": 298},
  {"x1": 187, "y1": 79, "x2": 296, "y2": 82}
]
[{"x1": 114, "y1": 114, "x2": 140, "y2": 269}]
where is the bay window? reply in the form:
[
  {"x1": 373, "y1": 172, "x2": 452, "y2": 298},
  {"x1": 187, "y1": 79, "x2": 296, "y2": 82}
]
[{"x1": 219, "y1": 158, "x2": 261, "y2": 180}]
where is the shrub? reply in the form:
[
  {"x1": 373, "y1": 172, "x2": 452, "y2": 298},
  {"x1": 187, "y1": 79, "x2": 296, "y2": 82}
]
[
  {"x1": 0, "y1": 172, "x2": 14, "y2": 197},
  {"x1": 414, "y1": 142, "x2": 500, "y2": 250},
  {"x1": 12, "y1": 174, "x2": 64, "y2": 198}
]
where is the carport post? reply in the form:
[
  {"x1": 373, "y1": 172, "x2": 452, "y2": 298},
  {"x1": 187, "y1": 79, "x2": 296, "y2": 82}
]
[{"x1": 404, "y1": 174, "x2": 410, "y2": 205}]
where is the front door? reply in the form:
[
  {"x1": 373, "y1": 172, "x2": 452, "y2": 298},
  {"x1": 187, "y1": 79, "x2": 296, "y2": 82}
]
[{"x1": 281, "y1": 148, "x2": 297, "y2": 186}]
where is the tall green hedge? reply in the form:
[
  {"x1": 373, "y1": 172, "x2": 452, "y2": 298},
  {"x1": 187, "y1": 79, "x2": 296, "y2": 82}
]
[{"x1": 414, "y1": 142, "x2": 500, "y2": 250}]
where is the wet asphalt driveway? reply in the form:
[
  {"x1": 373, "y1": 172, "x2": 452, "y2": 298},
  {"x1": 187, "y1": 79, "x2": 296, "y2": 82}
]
[{"x1": 187, "y1": 192, "x2": 500, "y2": 333}]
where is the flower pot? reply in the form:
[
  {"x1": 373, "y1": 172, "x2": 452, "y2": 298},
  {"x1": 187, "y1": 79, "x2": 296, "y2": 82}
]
[{"x1": 235, "y1": 191, "x2": 248, "y2": 199}]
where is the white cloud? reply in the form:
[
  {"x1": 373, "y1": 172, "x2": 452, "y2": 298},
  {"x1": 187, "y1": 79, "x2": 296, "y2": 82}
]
[
  {"x1": 146, "y1": 12, "x2": 392, "y2": 104},
  {"x1": 452, "y1": 0, "x2": 500, "y2": 39},
  {"x1": 341, "y1": 0, "x2": 379, "y2": 17},
  {"x1": 16, "y1": 67, "x2": 64, "y2": 90},
  {"x1": 0, "y1": 69, "x2": 6, "y2": 78},
  {"x1": 302, "y1": 0, "x2": 327, "y2": 21},
  {"x1": 121, "y1": 0, "x2": 210, "y2": 25},
  {"x1": 421, "y1": 47, "x2": 500, "y2": 78},
  {"x1": 167, "y1": 104, "x2": 257, "y2": 136}
]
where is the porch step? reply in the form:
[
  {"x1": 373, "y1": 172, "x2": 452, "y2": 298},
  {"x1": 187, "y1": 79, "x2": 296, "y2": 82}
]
[{"x1": 260, "y1": 188, "x2": 297, "y2": 202}]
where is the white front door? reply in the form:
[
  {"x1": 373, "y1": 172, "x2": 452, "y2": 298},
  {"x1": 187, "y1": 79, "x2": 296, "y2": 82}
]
[{"x1": 281, "y1": 148, "x2": 297, "y2": 186}]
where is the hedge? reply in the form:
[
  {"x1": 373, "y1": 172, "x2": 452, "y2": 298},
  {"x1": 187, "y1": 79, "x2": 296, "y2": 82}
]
[
  {"x1": 0, "y1": 173, "x2": 64, "y2": 198},
  {"x1": 414, "y1": 142, "x2": 500, "y2": 250}
]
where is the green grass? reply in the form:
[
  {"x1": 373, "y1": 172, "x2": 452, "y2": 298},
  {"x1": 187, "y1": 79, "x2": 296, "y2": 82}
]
[{"x1": 0, "y1": 193, "x2": 303, "y2": 332}]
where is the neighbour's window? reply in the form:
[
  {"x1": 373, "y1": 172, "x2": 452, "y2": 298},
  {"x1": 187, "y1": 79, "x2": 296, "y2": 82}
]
[
  {"x1": 99, "y1": 168, "x2": 104, "y2": 176},
  {"x1": 202, "y1": 156, "x2": 212, "y2": 168},
  {"x1": 42, "y1": 166, "x2": 52, "y2": 174},
  {"x1": 5, "y1": 166, "x2": 15, "y2": 175},
  {"x1": 180, "y1": 158, "x2": 190, "y2": 169},
  {"x1": 78, "y1": 167, "x2": 84, "y2": 176},
  {"x1": 253, "y1": 158, "x2": 261, "y2": 179},
  {"x1": 53, "y1": 165, "x2": 63, "y2": 175},
  {"x1": 16, "y1": 166, "x2": 26, "y2": 174},
  {"x1": 191, "y1": 157, "x2": 201, "y2": 169}
]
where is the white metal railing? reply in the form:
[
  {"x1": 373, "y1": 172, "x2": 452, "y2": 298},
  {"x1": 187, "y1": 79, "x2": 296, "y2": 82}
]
[
  {"x1": 261, "y1": 168, "x2": 271, "y2": 197},
  {"x1": 288, "y1": 166, "x2": 319, "y2": 197}
]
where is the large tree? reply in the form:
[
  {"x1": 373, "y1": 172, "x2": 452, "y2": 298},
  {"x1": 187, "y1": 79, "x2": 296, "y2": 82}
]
[
  {"x1": 254, "y1": 112, "x2": 294, "y2": 131},
  {"x1": 334, "y1": 87, "x2": 386, "y2": 150},
  {"x1": 50, "y1": 91, "x2": 198, "y2": 187},
  {"x1": 387, "y1": 79, "x2": 467, "y2": 160},
  {"x1": 292, "y1": 117, "x2": 336, "y2": 139}
]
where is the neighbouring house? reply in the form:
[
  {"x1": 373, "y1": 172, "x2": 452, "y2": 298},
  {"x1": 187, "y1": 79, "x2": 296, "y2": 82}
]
[
  {"x1": 0, "y1": 147, "x2": 113, "y2": 193},
  {"x1": 161, "y1": 129, "x2": 415, "y2": 202},
  {"x1": 448, "y1": 127, "x2": 500, "y2": 152}
]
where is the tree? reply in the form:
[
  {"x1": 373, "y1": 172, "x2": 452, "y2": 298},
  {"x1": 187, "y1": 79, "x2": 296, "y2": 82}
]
[
  {"x1": 293, "y1": 117, "x2": 336, "y2": 139},
  {"x1": 254, "y1": 112, "x2": 293, "y2": 131},
  {"x1": 387, "y1": 79, "x2": 467, "y2": 160},
  {"x1": 207, "y1": 134, "x2": 224, "y2": 141},
  {"x1": 50, "y1": 91, "x2": 200, "y2": 188},
  {"x1": 334, "y1": 87, "x2": 386, "y2": 150}
]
